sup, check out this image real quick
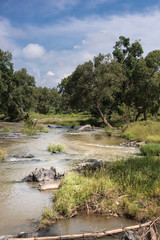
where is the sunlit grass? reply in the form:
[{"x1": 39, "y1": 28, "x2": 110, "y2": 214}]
[
  {"x1": 48, "y1": 143, "x2": 66, "y2": 153},
  {"x1": 122, "y1": 121, "x2": 160, "y2": 142},
  {"x1": 29, "y1": 112, "x2": 94, "y2": 126}
]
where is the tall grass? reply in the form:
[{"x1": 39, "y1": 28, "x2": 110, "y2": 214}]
[
  {"x1": 122, "y1": 121, "x2": 160, "y2": 142},
  {"x1": 140, "y1": 143, "x2": 160, "y2": 156}
]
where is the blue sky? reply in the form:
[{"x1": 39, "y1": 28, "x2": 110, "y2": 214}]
[{"x1": 0, "y1": 0, "x2": 160, "y2": 87}]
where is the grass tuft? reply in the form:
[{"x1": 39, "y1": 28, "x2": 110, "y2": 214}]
[
  {"x1": 48, "y1": 143, "x2": 66, "y2": 153},
  {"x1": 0, "y1": 149, "x2": 7, "y2": 161}
]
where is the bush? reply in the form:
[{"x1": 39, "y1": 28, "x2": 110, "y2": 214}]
[
  {"x1": 0, "y1": 149, "x2": 7, "y2": 161},
  {"x1": 48, "y1": 143, "x2": 66, "y2": 153},
  {"x1": 140, "y1": 143, "x2": 160, "y2": 156}
]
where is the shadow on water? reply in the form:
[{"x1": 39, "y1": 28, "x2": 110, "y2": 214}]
[{"x1": 0, "y1": 122, "x2": 139, "y2": 236}]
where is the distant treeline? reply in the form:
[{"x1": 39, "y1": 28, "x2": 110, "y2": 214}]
[{"x1": 0, "y1": 36, "x2": 160, "y2": 125}]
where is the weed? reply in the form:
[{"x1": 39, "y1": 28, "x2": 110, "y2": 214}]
[{"x1": 48, "y1": 143, "x2": 66, "y2": 153}]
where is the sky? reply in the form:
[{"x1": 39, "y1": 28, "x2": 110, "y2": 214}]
[{"x1": 0, "y1": 0, "x2": 160, "y2": 88}]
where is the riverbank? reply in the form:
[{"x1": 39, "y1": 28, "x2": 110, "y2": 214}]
[{"x1": 40, "y1": 156, "x2": 160, "y2": 228}]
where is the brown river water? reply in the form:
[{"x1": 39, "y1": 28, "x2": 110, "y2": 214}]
[{"x1": 0, "y1": 122, "x2": 138, "y2": 236}]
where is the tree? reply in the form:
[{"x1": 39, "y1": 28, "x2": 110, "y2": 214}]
[
  {"x1": 34, "y1": 87, "x2": 61, "y2": 114},
  {"x1": 132, "y1": 50, "x2": 160, "y2": 120},
  {"x1": 113, "y1": 36, "x2": 143, "y2": 106},
  {"x1": 0, "y1": 49, "x2": 36, "y2": 120},
  {"x1": 12, "y1": 68, "x2": 36, "y2": 119},
  {"x1": 59, "y1": 54, "x2": 125, "y2": 127}
]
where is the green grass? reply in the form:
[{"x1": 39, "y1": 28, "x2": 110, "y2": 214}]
[
  {"x1": 41, "y1": 156, "x2": 160, "y2": 226},
  {"x1": 48, "y1": 143, "x2": 66, "y2": 153},
  {"x1": 21, "y1": 118, "x2": 49, "y2": 135},
  {"x1": 29, "y1": 112, "x2": 95, "y2": 127},
  {"x1": 122, "y1": 121, "x2": 160, "y2": 142},
  {"x1": 0, "y1": 149, "x2": 7, "y2": 161},
  {"x1": 140, "y1": 143, "x2": 160, "y2": 156}
]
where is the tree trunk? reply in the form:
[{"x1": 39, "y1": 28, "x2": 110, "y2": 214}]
[
  {"x1": 96, "y1": 100, "x2": 112, "y2": 128},
  {"x1": 143, "y1": 109, "x2": 147, "y2": 121},
  {"x1": 12, "y1": 101, "x2": 29, "y2": 119}
]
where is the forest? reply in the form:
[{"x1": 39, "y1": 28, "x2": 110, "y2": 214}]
[{"x1": 0, "y1": 36, "x2": 160, "y2": 126}]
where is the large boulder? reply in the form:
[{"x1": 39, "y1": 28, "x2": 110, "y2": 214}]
[
  {"x1": 77, "y1": 124, "x2": 94, "y2": 132},
  {"x1": 22, "y1": 167, "x2": 63, "y2": 182}
]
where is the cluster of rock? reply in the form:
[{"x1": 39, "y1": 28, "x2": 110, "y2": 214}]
[
  {"x1": 0, "y1": 132, "x2": 27, "y2": 139},
  {"x1": 22, "y1": 167, "x2": 64, "y2": 191},
  {"x1": 120, "y1": 141, "x2": 145, "y2": 148},
  {"x1": 13, "y1": 154, "x2": 34, "y2": 159}
]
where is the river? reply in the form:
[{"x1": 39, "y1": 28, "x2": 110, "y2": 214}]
[{"x1": 0, "y1": 122, "x2": 138, "y2": 236}]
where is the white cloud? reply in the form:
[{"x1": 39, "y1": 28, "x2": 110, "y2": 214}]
[
  {"x1": 22, "y1": 43, "x2": 45, "y2": 59},
  {"x1": 47, "y1": 71, "x2": 55, "y2": 76}
]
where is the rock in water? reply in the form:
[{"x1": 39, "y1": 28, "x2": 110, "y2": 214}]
[
  {"x1": 77, "y1": 124, "x2": 94, "y2": 131},
  {"x1": 22, "y1": 167, "x2": 62, "y2": 182}
]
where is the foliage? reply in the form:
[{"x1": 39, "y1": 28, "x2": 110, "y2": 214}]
[
  {"x1": 58, "y1": 54, "x2": 126, "y2": 127},
  {"x1": 140, "y1": 143, "x2": 160, "y2": 156},
  {"x1": 48, "y1": 143, "x2": 66, "y2": 153},
  {"x1": 122, "y1": 121, "x2": 160, "y2": 141},
  {"x1": 0, "y1": 49, "x2": 36, "y2": 121},
  {"x1": 0, "y1": 149, "x2": 7, "y2": 161},
  {"x1": 33, "y1": 87, "x2": 61, "y2": 114}
]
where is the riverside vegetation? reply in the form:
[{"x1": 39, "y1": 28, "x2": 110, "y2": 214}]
[{"x1": 41, "y1": 156, "x2": 160, "y2": 227}]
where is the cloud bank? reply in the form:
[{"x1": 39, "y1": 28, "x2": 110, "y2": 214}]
[{"x1": 0, "y1": 9, "x2": 160, "y2": 87}]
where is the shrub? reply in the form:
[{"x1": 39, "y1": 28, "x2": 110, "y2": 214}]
[
  {"x1": 0, "y1": 149, "x2": 7, "y2": 161},
  {"x1": 140, "y1": 143, "x2": 160, "y2": 156},
  {"x1": 48, "y1": 143, "x2": 66, "y2": 153}
]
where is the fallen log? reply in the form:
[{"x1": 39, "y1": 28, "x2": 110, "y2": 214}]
[{"x1": 8, "y1": 221, "x2": 152, "y2": 240}]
